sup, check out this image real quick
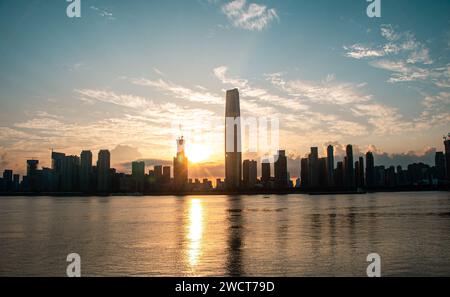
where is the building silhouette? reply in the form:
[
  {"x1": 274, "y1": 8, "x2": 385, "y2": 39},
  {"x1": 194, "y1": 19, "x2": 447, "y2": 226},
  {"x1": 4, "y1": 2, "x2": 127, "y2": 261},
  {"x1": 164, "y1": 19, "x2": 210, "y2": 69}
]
[
  {"x1": 365, "y1": 152, "x2": 375, "y2": 188},
  {"x1": 173, "y1": 137, "x2": 188, "y2": 190},
  {"x1": 308, "y1": 147, "x2": 319, "y2": 188},
  {"x1": 97, "y1": 150, "x2": 111, "y2": 193},
  {"x1": 274, "y1": 150, "x2": 288, "y2": 189},
  {"x1": 327, "y1": 145, "x2": 334, "y2": 187},
  {"x1": 225, "y1": 88, "x2": 242, "y2": 190},
  {"x1": 243, "y1": 160, "x2": 257, "y2": 189},
  {"x1": 345, "y1": 145, "x2": 355, "y2": 188},
  {"x1": 132, "y1": 161, "x2": 145, "y2": 192},
  {"x1": 80, "y1": 150, "x2": 93, "y2": 193}
]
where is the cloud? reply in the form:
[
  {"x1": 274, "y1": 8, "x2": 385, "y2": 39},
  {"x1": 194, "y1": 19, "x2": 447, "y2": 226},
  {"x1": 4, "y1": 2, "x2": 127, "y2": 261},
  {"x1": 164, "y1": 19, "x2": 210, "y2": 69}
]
[
  {"x1": 90, "y1": 6, "x2": 115, "y2": 20},
  {"x1": 266, "y1": 72, "x2": 372, "y2": 105},
  {"x1": 221, "y1": 0, "x2": 278, "y2": 31},
  {"x1": 214, "y1": 66, "x2": 309, "y2": 111},
  {"x1": 344, "y1": 24, "x2": 433, "y2": 64},
  {"x1": 110, "y1": 145, "x2": 143, "y2": 167},
  {"x1": 132, "y1": 78, "x2": 224, "y2": 105}
]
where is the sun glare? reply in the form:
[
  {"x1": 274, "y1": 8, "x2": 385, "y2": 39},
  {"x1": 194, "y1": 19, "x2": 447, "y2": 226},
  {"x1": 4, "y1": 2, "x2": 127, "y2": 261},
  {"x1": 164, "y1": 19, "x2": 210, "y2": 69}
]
[{"x1": 186, "y1": 143, "x2": 212, "y2": 163}]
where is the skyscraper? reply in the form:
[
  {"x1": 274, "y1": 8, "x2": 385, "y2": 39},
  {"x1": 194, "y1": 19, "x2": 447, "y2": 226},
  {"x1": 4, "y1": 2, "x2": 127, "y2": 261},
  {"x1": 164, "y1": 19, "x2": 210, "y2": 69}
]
[
  {"x1": 51, "y1": 151, "x2": 65, "y2": 191},
  {"x1": 27, "y1": 159, "x2": 39, "y2": 192},
  {"x1": 326, "y1": 145, "x2": 334, "y2": 187},
  {"x1": 80, "y1": 150, "x2": 92, "y2": 193},
  {"x1": 261, "y1": 160, "x2": 271, "y2": 184},
  {"x1": 173, "y1": 137, "x2": 188, "y2": 190},
  {"x1": 225, "y1": 88, "x2": 242, "y2": 190},
  {"x1": 366, "y1": 151, "x2": 375, "y2": 188},
  {"x1": 308, "y1": 147, "x2": 319, "y2": 188},
  {"x1": 132, "y1": 161, "x2": 145, "y2": 192},
  {"x1": 243, "y1": 160, "x2": 257, "y2": 189},
  {"x1": 300, "y1": 158, "x2": 309, "y2": 188},
  {"x1": 345, "y1": 145, "x2": 355, "y2": 188},
  {"x1": 274, "y1": 150, "x2": 288, "y2": 189},
  {"x1": 435, "y1": 152, "x2": 446, "y2": 181},
  {"x1": 97, "y1": 150, "x2": 111, "y2": 193},
  {"x1": 61, "y1": 155, "x2": 80, "y2": 192}
]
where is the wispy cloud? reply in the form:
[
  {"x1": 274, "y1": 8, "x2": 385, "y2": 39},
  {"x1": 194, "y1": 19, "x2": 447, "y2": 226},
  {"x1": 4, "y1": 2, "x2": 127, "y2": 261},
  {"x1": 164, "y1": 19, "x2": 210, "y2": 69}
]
[
  {"x1": 266, "y1": 72, "x2": 372, "y2": 105},
  {"x1": 91, "y1": 6, "x2": 115, "y2": 20},
  {"x1": 221, "y1": 0, "x2": 278, "y2": 31}
]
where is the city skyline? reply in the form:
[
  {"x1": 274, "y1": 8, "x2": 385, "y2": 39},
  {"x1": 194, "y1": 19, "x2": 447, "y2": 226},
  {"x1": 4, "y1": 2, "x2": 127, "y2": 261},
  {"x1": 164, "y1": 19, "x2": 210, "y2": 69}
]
[{"x1": 1, "y1": 0, "x2": 450, "y2": 177}]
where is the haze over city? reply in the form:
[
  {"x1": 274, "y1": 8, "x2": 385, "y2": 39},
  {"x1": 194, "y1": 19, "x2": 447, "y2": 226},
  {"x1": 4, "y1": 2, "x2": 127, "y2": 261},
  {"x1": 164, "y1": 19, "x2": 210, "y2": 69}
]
[{"x1": 1, "y1": 0, "x2": 449, "y2": 179}]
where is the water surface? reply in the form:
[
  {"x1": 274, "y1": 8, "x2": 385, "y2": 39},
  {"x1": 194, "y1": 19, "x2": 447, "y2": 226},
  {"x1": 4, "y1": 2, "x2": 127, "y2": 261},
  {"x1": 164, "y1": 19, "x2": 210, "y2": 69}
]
[{"x1": 0, "y1": 192, "x2": 449, "y2": 276}]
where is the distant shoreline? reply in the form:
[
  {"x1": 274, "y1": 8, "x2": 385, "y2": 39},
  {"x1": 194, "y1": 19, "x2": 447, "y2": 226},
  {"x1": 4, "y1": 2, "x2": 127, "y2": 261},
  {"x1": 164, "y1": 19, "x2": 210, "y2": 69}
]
[{"x1": 1, "y1": 186, "x2": 448, "y2": 197}]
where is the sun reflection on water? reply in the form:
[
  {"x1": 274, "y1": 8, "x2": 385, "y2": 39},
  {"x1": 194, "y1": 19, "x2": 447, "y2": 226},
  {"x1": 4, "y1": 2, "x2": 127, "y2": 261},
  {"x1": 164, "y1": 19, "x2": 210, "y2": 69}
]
[{"x1": 187, "y1": 199, "x2": 203, "y2": 267}]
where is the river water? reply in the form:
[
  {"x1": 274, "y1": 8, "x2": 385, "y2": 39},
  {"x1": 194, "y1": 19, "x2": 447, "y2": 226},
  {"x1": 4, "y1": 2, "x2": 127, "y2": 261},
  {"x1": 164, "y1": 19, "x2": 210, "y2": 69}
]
[{"x1": 0, "y1": 192, "x2": 449, "y2": 276}]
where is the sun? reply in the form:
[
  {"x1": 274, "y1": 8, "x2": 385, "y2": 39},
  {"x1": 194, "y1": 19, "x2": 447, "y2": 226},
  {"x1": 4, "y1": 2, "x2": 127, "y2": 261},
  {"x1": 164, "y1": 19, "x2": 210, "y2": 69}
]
[{"x1": 186, "y1": 143, "x2": 212, "y2": 163}]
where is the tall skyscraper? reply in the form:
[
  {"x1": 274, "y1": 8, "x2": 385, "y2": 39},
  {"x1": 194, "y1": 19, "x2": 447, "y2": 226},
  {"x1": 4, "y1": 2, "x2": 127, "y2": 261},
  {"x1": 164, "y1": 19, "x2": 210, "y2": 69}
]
[
  {"x1": 131, "y1": 161, "x2": 145, "y2": 192},
  {"x1": 243, "y1": 160, "x2": 257, "y2": 189},
  {"x1": 366, "y1": 151, "x2": 375, "y2": 188},
  {"x1": 345, "y1": 145, "x2": 355, "y2": 188},
  {"x1": 162, "y1": 166, "x2": 171, "y2": 185},
  {"x1": 173, "y1": 137, "x2": 188, "y2": 190},
  {"x1": 326, "y1": 145, "x2": 334, "y2": 187},
  {"x1": 358, "y1": 156, "x2": 365, "y2": 187},
  {"x1": 51, "y1": 151, "x2": 65, "y2": 191},
  {"x1": 2, "y1": 170, "x2": 13, "y2": 192},
  {"x1": 261, "y1": 159, "x2": 271, "y2": 185},
  {"x1": 274, "y1": 150, "x2": 288, "y2": 189},
  {"x1": 300, "y1": 158, "x2": 309, "y2": 188},
  {"x1": 97, "y1": 150, "x2": 111, "y2": 193},
  {"x1": 80, "y1": 150, "x2": 92, "y2": 193},
  {"x1": 225, "y1": 88, "x2": 242, "y2": 190},
  {"x1": 62, "y1": 155, "x2": 80, "y2": 192},
  {"x1": 435, "y1": 152, "x2": 446, "y2": 181},
  {"x1": 27, "y1": 159, "x2": 39, "y2": 192},
  {"x1": 308, "y1": 147, "x2": 319, "y2": 188}
]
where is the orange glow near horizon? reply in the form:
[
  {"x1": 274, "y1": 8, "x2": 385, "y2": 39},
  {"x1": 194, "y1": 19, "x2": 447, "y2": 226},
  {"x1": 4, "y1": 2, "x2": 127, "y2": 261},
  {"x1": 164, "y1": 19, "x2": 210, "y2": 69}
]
[{"x1": 185, "y1": 143, "x2": 213, "y2": 164}]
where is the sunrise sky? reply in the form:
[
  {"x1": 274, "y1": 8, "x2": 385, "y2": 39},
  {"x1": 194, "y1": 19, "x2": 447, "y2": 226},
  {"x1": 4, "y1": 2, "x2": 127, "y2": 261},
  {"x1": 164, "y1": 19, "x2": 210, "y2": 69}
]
[{"x1": 0, "y1": 0, "x2": 449, "y2": 178}]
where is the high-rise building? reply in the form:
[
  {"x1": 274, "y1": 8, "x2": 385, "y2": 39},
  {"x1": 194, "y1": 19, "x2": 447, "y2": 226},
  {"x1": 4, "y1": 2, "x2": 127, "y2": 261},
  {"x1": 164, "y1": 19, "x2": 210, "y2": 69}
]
[
  {"x1": 326, "y1": 145, "x2": 334, "y2": 187},
  {"x1": 366, "y1": 152, "x2": 375, "y2": 188},
  {"x1": 225, "y1": 88, "x2": 242, "y2": 190},
  {"x1": 274, "y1": 150, "x2": 288, "y2": 189},
  {"x1": 318, "y1": 157, "x2": 328, "y2": 187},
  {"x1": 243, "y1": 160, "x2": 257, "y2": 189},
  {"x1": 62, "y1": 155, "x2": 80, "y2": 192},
  {"x1": 51, "y1": 151, "x2": 65, "y2": 191},
  {"x1": 444, "y1": 134, "x2": 450, "y2": 180},
  {"x1": 154, "y1": 165, "x2": 163, "y2": 186},
  {"x1": 80, "y1": 150, "x2": 92, "y2": 193},
  {"x1": 27, "y1": 159, "x2": 39, "y2": 192},
  {"x1": 435, "y1": 152, "x2": 446, "y2": 181},
  {"x1": 308, "y1": 147, "x2": 319, "y2": 188},
  {"x1": 356, "y1": 156, "x2": 365, "y2": 188},
  {"x1": 2, "y1": 170, "x2": 13, "y2": 192},
  {"x1": 132, "y1": 161, "x2": 145, "y2": 192},
  {"x1": 335, "y1": 161, "x2": 344, "y2": 187},
  {"x1": 174, "y1": 137, "x2": 188, "y2": 190},
  {"x1": 97, "y1": 150, "x2": 111, "y2": 193},
  {"x1": 300, "y1": 158, "x2": 309, "y2": 188},
  {"x1": 345, "y1": 145, "x2": 355, "y2": 188},
  {"x1": 162, "y1": 166, "x2": 171, "y2": 185},
  {"x1": 261, "y1": 160, "x2": 271, "y2": 184}
]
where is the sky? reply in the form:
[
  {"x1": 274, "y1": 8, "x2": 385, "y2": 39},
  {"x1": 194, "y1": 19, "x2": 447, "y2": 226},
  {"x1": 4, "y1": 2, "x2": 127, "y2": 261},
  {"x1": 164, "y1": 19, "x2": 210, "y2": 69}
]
[{"x1": 0, "y1": 0, "x2": 449, "y2": 178}]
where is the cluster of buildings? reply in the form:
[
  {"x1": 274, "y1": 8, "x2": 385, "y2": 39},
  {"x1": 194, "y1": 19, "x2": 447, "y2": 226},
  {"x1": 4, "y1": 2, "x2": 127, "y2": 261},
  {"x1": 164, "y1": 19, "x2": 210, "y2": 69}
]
[{"x1": 1, "y1": 88, "x2": 449, "y2": 194}]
